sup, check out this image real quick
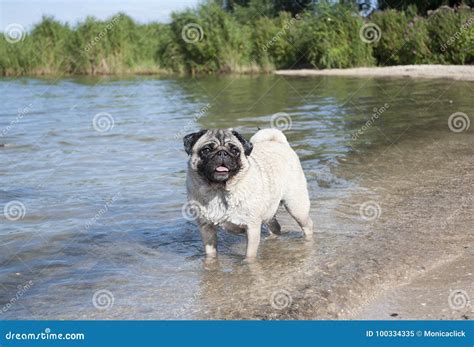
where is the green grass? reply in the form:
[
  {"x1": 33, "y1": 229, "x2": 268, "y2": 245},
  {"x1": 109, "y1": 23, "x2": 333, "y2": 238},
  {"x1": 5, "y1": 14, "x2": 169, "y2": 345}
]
[{"x1": 0, "y1": 4, "x2": 472, "y2": 76}]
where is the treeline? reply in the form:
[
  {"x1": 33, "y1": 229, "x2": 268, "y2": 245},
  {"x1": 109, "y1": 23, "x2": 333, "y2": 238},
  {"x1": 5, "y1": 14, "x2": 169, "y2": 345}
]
[{"x1": 0, "y1": 2, "x2": 473, "y2": 76}]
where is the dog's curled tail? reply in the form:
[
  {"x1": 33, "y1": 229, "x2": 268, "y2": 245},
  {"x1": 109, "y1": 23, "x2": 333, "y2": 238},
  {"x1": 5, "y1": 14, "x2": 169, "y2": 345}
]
[{"x1": 250, "y1": 128, "x2": 288, "y2": 144}]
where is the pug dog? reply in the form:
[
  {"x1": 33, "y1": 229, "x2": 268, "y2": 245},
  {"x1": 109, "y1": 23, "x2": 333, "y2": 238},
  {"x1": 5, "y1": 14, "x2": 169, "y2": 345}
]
[{"x1": 183, "y1": 128, "x2": 313, "y2": 260}]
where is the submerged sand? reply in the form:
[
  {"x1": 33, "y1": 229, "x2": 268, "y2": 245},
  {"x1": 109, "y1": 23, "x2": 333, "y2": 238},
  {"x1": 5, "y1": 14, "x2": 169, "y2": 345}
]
[
  {"x1": 275, "y1": 65, "x2": 474, "y2": 81},
  {"x1": 316, "y1": 131, "x2": 474, "y2": 320}
]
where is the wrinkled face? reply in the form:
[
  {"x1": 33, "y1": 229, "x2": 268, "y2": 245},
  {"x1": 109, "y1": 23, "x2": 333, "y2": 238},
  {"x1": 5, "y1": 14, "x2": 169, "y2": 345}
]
[{"x1": 184, "y1": 129, "x2": 253, "y2": 184}]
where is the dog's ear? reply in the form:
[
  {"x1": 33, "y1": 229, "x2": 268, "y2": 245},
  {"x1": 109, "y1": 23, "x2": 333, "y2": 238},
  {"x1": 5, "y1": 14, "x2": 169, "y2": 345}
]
[
  {"x1": 232, "y1": 130, "x2": 253, "y2": 156},
  {"x1": 183, "y1": 130, "x2": 207, "y2": 155}
]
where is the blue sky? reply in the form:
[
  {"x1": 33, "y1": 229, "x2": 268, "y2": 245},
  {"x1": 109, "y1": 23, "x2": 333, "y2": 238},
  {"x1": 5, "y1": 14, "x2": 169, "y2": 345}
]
[{"x1": 1, "y1": 0, "x2": 201, "y2": 29}]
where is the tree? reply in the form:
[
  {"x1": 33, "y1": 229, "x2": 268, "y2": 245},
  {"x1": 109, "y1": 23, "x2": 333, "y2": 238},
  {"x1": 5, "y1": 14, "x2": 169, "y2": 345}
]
[{"x1": 380, "y1": 0, "x2": 473, "y2": 14}]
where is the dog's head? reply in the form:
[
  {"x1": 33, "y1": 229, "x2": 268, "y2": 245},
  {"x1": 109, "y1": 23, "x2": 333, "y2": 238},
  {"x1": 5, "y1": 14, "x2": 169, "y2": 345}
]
[{"x1": 183, "y1": 129, "x2": 253, "y2": 183}]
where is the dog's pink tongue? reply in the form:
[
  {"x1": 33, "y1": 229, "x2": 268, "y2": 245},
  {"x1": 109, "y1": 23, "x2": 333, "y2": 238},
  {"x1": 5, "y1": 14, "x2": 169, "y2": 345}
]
[{"x1": 216, "y1": 166, "x2": 229, "y2": 172}]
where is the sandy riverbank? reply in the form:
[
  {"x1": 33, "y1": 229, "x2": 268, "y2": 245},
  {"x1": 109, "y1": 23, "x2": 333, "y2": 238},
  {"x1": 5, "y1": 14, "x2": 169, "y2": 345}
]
[
  {"x1": 334, "y1": 130, "x2": 474, "y2": 320},
  {"x1": 275, "y1": 65, "x2": 474, "y2": 81},
  {"x1": 354, "y1": 255, "x2": 473, "y2": 320}
]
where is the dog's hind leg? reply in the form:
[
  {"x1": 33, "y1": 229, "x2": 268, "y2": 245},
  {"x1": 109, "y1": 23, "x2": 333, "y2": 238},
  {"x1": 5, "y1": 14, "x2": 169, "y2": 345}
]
[
  {"x1": 266, "y1": 215, "x2": 281, "y2": 238},
  {"x1": 283, "y1": 192, "x2": 313, "y2": 239}
]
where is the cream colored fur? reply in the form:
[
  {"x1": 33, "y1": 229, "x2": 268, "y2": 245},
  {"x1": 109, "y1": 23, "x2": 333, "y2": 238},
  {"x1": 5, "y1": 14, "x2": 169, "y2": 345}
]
[{"x1": 186, "y1": 128, "x2": 313, "y2": 260}]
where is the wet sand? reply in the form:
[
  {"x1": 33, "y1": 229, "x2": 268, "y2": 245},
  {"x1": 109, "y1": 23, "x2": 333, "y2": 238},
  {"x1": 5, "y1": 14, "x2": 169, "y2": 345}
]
[
  {"x1": 311, "y1": 131, "x2": 473, "y2": 320},
  {"x1": 342, "y1": 131, "x2": 474, "y2": 320},
  {"x1": 194, "y1": 129, "x2": 473, "y2": 320},
  {"x1": 275, "y1": 65, "x2": 474, "y2": 81},
  {"x1": 354, "y1": 255, "x2": 473, "y2": 320}
]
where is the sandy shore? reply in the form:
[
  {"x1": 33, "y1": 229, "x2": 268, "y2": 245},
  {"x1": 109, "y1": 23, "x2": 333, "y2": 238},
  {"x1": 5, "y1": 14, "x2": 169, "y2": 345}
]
[
  {"x1": 339, "y1": 131, "x2": 474, "y2": 320},
  {"x1": 354, "y1": 255, "x2": 473, "y2": 320},
  {"x1": 275, "y1": 65, "x2": 474, "y2": 81}
]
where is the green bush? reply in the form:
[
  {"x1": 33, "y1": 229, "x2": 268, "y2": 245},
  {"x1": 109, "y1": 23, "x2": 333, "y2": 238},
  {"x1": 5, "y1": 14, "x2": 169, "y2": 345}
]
[
  {"x1": 164, "y1": 3, "x2": 253, "y2": 74},
  {"x1": 0, "y1": 4, "x2": 472, "y2": 76},
  {"x1": 29, "y1": 16, "x2": 72, "y2": 74},
  {"x1": 296, "y1": 5, "x2": 374, "y2": 69},
  {"x1": 251, "y1": 12, "x2": 299, "y2": 70},
  {"x1": 67, "y1": 14, "x2": 165, "y2": 74},
  {"x1": 426, "y1": 7, "x2": 474, "y2": 64},
  {"x1": 0, "y1": 16, "x2": 72, "y2": 75},
  {"x1": 371, "y1": 8, "x2": 431, "y2": 65},
  {"x1": 371, "y1": 6, "x2": 473, "y2": 66}
]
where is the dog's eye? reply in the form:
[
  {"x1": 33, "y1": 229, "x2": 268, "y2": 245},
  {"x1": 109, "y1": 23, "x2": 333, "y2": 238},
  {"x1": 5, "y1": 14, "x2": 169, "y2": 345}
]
[
  {"x1": 200, "y1": 147, "x2": 212, "y2": 155},
  {"x1": 229, "y1": 145, "x2": 240, "y2": 155}
]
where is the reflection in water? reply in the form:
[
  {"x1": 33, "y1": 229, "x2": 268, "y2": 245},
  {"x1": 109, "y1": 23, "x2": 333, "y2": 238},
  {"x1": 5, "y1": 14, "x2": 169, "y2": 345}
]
[{"x1": 0, "y1": 75, "x2": 472, "y2": 319}]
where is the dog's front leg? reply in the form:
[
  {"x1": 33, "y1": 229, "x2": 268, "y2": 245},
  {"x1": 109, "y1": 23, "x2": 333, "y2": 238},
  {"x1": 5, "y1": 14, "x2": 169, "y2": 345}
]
[
  {"x1": 199, "y1": 223, "x2": 217, "y2": 258},
  {"x1": 245, "y1": 222, "x2": 261, "y2": 260}
]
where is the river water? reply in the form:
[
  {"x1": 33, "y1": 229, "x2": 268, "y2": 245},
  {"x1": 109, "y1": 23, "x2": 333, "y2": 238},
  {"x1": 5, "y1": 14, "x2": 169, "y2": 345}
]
[{"x1": 0, "y1": 75, "x2": 472, "y2": 319}]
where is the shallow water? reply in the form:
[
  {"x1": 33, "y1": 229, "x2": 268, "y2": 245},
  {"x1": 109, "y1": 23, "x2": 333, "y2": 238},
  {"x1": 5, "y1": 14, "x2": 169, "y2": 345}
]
[{"x1": 0, "y1": 75, "x2": 472, "y2": 319}]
